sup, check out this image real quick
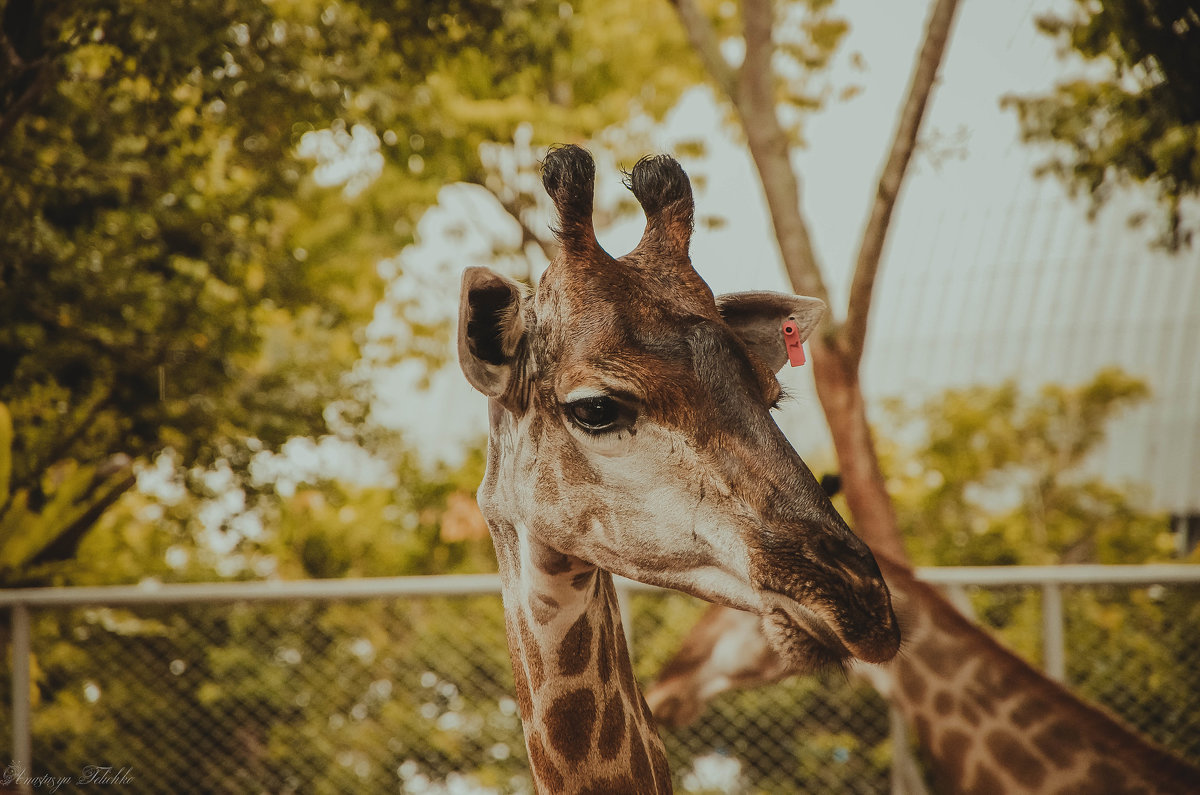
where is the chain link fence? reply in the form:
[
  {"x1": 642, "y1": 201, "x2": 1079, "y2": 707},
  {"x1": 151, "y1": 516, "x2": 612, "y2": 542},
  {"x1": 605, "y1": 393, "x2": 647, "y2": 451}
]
[{"x1": 2, "y1": 570, "x2": 1198, "y2": 794}]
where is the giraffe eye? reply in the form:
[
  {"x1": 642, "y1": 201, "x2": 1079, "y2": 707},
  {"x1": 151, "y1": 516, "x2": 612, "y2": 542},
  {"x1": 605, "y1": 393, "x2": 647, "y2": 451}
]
[{"x1": 566, "y1": 396, "x2": 627, "y2": 434}]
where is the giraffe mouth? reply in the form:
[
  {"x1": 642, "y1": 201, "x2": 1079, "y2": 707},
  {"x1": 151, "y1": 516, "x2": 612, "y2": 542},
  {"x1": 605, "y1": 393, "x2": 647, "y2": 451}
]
[{"x1": 759, "y1": 592, "x2": 855, "y2": 672}]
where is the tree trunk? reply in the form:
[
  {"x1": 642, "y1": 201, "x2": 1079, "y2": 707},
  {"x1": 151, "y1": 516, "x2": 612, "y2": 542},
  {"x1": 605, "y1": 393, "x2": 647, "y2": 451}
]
[
  {"x1": 672, "y1": 0, "x2": 961, "y2": 568},
  {"x1": 842, "y1": 0, "x2": 961, "y2": 369},
  {"x1": 810, "y1": 336, "x2": 908, "y2": 563}
]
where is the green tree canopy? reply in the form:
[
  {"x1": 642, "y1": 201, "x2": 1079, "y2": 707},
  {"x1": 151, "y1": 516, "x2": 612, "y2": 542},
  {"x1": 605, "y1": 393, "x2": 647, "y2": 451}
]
[
  {"x1": 880, "y1": 368, "x2": 1168, "y2": 568},
  {"x1": 0, "y1": 0, "x2": 699, "y2": 577},
  {"x1": 1005, "y1": 0, "x2": 1200, "y2": 248}
]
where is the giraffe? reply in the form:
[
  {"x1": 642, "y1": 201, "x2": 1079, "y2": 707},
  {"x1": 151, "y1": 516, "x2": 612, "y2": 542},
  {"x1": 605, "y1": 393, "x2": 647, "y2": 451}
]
[
  {"x1": 645, "y1": 553, "x2": 1200, "y2": 793},
  {"x1": 456, "y1": 145, "x2": 902, "y2": 793}
]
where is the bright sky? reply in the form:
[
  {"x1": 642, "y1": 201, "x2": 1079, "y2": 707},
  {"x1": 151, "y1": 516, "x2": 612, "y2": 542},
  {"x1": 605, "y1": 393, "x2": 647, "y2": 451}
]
[{"x1": 369, "y1": 0, "x2": 1079, "y2": 467}]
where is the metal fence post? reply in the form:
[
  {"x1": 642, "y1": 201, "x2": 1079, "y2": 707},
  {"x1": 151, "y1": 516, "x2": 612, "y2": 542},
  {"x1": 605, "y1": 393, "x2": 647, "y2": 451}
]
[
  {"x1": 942, "y1": 584, "x2": 974, "y2": 618},
  {"x1": 889, "y1": 704, "x2": 932, "y2": 795},
  {"x1": 11, "y1": 603, "x2": 32, "y2": 793},
  {"x1": 1042, "y1": 583, "x2": 1065, "y2": 681}
]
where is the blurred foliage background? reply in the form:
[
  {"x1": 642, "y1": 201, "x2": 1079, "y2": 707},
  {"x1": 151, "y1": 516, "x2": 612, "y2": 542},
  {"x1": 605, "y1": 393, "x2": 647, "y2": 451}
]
[
  {"x1": 1, "y1": 0, "x2": 1197, "y2": 791},
  {"x1": 0, "y1": 0, "x2": 704, "y2": 586},
  {"x1": 1004, "y1": 0, "x2": 1200, "y2": 249}
]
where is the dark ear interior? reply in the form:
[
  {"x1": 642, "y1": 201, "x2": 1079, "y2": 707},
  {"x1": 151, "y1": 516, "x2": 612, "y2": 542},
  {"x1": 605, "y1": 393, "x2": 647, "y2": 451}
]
[
  {"x1": 466, "y1": 282, "x2": 518, "y2": 366},
  {"x1": 717, "y1": 291, "x2": 825, "y2": 372},
  {"x1": 458, "y1": 267, "x2": 526, "y2": 399}
]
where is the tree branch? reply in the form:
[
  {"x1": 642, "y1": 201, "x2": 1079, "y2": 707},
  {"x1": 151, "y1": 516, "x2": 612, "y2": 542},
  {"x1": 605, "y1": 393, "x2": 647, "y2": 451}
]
[
  {"x1": 0, "y1": 0, "x2": 51, "y2": 146},
  {"x1": 671, "y1": 0, "x2": 962, "y2": 562},
  {"x1": 1, "y1": 29, "x2": 25, "y2": 69},
  {"x1": 673, "y1": 0, "x2": 831, "y2": 309},
  {"x1": 737, "y1": 0, "x2": 832, "y2": 307},
  {"x1": 843, "y1": 0, "x2": 960, "y2": 367},
  {"x1": 669, "y1": 0, "x2": 738, "y2": 100},
  {"x1": 497, "y1": 194, "x2": 558, "y2": 266},
  {"x1": 0, "y1": 57, "x2": 49, "y2": 146},
  {"x1": 27, "y1": 386, "x2": 115, "y2": 494},
  {"x1": 30, "y1": 456, "x2": 137, "y2": 566}
]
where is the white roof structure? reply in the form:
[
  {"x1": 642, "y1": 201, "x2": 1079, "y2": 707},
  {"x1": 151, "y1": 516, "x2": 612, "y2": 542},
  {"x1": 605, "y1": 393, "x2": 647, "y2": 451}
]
[
  {"x1": 864, "y1": 157, "x2": 1200, "y2": 514},
  {"x1": 851, "y1": 2, "x2": 1200, "y2": 515}
]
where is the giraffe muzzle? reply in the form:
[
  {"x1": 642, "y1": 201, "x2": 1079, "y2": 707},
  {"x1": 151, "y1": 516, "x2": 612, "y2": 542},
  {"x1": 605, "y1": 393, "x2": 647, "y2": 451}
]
[
  {"x1": 758, "y1": 583, "x2": 900, "y2": 669},
  {"x1": 749, "y1": 529, "x2": 901, "y2": 670}
]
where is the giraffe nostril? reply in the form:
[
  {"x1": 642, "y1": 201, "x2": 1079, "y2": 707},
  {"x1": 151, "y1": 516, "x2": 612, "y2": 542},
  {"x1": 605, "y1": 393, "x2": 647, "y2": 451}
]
[
  {"x1": 849, "y1": 596, "x2": 901, "y2": 663},
  {"x1": 806, "y1": 524, "x2": 885, "y2": 584},
  {"x1": 832, "y1": 555, "x2": 901, "y2": 660}
]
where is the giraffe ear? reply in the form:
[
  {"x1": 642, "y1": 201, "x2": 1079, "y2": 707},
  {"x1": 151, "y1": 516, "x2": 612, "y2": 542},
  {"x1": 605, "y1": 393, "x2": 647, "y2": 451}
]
[
  {"x1": 717, "y1": 291, "x2": 825, "y2": 372},
  {"x1": 458, "y1": 267, "x2": 528, "y2": 399}
]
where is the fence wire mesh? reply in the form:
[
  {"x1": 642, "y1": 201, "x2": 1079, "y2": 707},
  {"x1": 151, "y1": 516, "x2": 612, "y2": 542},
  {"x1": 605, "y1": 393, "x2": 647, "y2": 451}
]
[{"x1": 2, "y1": 578, "x2": 1198, "y2": 794}]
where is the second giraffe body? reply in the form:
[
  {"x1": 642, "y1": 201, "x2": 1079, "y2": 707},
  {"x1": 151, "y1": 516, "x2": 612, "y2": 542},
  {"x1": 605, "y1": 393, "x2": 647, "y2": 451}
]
[{"x1": 646, "y1": 554, "x2": 1200, "y2": 794}]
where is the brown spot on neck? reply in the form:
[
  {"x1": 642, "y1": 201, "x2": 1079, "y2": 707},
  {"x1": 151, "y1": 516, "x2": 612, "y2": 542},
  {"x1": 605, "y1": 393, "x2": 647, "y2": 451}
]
[
  {"x1": 651, "y1": 736, "x2": 671, "y2": 787},
  {"x1": 984, "y1": 729, "x2": 1047, "y2": 789},
  {"x1": 966, "y1": 764, "x2": 1004, "y2": 795},
  {"x1": 1083, "y1": 760, "x2": 1133, "y2": 792},
  {"x1": 628, "y1": 729, "x2": 656, "y2": 785},
  {"x1": 598, "y1": 691, "x2": 627, "y2": 760},
  {"x1": 933, "y1": 690, "x2": 953, "y2": 716},
  {"x1": 526, "y1": 732, "x2": 564, "y2": 792},
  {"x1": 559, "y1": 612, "x2": 595, "y2": 677},
  {"x1": 1009, "y1": 696, "x2": 1051, "y2": 729},
  {"x1": 545, "y1": 688, "x2": 598, "y2": 763},
  {"x1": 597, "y1": 617, "x2": 615, "y2": 685},
  {"x1": 509, "y1": 645, "x2": 534, "y2": 724},
  {"x1": 936, "y1": 728, "x2": 970, "y2": 788},
  {"x1": 532, "y1": 542, "x2": 573, "y2": 576},
  {"x1": 517, "y1": 610, "x2": 545, "y2": 692},
  {"x1": 1032, "y1": 720, "x2": 1085, "y2": 767},
  {"x1": 531, "y1": 592, "x2": 559, "y2": 625},
  {"x1": 919, "y1": 631, "x2": 967, "y2": 679},
  {"x1": 897, "y1": 659, "x2": 928, "y2": 703},
  {"x1": 579, "y1": 778, "x2": 640, "y2": 795}
]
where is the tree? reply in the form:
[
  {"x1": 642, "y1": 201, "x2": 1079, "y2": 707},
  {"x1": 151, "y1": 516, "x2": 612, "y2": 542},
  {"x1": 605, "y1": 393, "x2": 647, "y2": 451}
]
[
  {"x1": 17, "y1": 448, "x2": 531, "y2": 792},
  {"x1": 879, "y1": 372, "x2": 1200, "y2": 762},
  {"x1": 882, "y1": 369, "x2": 1163, "y2": 569},
  {"x1": 1004, "y1": 0, "x2": 1200, "y2": 249},
  {"x1": 0, "y1": 0, "x2": 701, "y2": 582},
  {"x1": 0, "y1": 0, "x2": 382, "y2": 576},
  {"x1": 652, "y1": 5, "x2": 1200, "y2": 780},
  {"x1": 671, "y1": 0, "x2": 961, "y2": 563}
]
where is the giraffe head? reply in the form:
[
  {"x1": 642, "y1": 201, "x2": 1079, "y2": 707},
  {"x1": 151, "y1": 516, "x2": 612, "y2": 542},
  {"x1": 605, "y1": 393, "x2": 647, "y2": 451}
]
[{"x1": 458, "y1": 145, "x2": 900, "y2": 671}]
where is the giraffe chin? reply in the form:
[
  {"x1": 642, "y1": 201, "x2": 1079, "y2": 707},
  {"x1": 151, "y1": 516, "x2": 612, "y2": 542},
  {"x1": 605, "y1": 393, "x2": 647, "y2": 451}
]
[{"x1": 758, "y1": 598, "x2": 854, "y2": 674}]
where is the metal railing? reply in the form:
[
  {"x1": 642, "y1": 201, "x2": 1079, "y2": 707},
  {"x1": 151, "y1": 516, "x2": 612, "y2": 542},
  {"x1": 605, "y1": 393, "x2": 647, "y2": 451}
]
[{"x1": 3, "y1": 565, "x2": 1198, "y2": 794}]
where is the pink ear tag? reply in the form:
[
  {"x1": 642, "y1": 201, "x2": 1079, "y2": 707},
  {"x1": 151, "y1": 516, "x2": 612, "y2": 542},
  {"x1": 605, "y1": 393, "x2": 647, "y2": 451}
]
[{"x1": 782, "y1": 319, "x2": 806, "y2": 367}]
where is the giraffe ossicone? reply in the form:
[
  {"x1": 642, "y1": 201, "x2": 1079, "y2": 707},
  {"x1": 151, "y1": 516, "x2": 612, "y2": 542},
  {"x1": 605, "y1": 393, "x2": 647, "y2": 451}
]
[{"x1": 458, "y1": 145, "x2": 900, "y2": 792}]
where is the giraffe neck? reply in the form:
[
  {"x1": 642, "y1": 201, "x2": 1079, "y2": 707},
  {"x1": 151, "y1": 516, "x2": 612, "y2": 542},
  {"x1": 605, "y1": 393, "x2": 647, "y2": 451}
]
[
  {"x1": 491, "y1": 523, "x2": 672, "y2": 794},
  {"x1": 880, "y1": 559, "x2": 1197, "y2": 794}
]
